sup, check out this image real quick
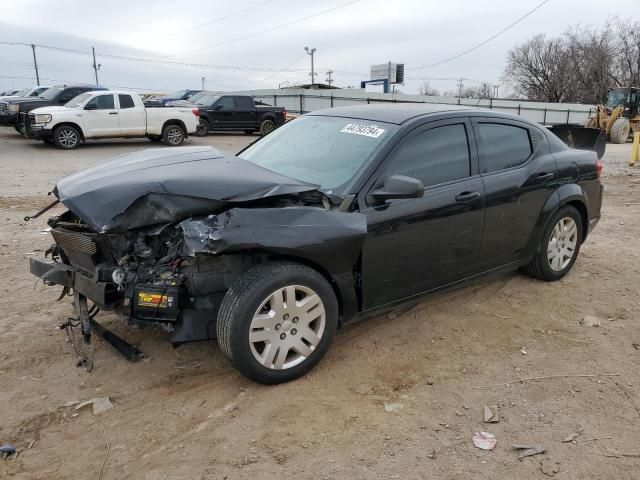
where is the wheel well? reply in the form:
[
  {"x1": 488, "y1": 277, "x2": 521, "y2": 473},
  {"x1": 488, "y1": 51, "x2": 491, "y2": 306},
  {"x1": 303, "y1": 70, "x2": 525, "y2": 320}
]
[
  {"x1": 231, "y1": 252, "x2": 345, "y2": 326},
  {"x1": 162, "y1": 119, "x2": 187, "y2": 134},
  {"x1": 53, "y1": 122, "x2": 85, "y2": 140},
  {"x1": 260, "y1": 115, "x2": 276, "y2": 124},
  {"x1": 566, "y1": 200, "x2": 589, "y2": 241}
]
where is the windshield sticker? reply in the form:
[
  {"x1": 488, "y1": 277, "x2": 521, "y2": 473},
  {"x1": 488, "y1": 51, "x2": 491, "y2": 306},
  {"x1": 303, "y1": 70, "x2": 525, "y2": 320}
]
[{"x1": 340, "y1": 124, "x2": 386, "y2": 138}]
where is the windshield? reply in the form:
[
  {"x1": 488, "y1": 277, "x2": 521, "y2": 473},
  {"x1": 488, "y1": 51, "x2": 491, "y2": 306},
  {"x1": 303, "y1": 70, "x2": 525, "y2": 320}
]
[
  {"x1": 195, "y1": 94, "x2": 220, "y2": 106},
  {"x1": 167, "y1": 90, "x2": 188, "y2": 98},
  {"x1": 39, "y1": 87, "x2": 63, "y2": 100},
  {"x1": 239, "y1": 116, "x2": 397, "y2": 193},
  {"x1": 65, "y1": 93, "x2": 92, "y2": 108},
  {"x1": 14, "y1": 89, "x2": 30, "y2": 96},
  {"x1": 607, "y1": 89, "x2": 630, "y2": 107}
]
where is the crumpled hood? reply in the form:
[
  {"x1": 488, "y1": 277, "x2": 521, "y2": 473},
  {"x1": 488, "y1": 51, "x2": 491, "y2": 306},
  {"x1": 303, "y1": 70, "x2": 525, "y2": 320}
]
[{"x1": 54, "y1": 146, "x2": 320, "y2": 232}]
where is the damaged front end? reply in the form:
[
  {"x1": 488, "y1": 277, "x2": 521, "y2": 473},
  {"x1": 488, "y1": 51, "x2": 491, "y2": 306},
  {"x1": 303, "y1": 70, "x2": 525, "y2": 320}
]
[{"x1": 29, "y1": 147, "x2": 367, "y2": 364}]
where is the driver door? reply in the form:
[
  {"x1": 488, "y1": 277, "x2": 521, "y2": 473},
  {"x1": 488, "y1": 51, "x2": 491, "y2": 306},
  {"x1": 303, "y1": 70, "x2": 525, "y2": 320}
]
[
  {"x1": 208, "y1": 96, "x2": 237, "y2": 129},
  {"x1": 360, "y1": 119, "x2": 485, "y2": 310},
  {"x1": 82, "y1": 93, "x2": 119, "y2": 137}
]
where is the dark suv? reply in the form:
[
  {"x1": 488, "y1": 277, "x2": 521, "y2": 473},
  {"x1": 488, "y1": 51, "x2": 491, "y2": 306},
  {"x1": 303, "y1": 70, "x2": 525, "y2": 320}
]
[
  {"x1": 7, "y1": 85, "x2": 108, "y2": 135},
  {"x1": 30, "y1": 105, "x2": 603, "y2": 384}
]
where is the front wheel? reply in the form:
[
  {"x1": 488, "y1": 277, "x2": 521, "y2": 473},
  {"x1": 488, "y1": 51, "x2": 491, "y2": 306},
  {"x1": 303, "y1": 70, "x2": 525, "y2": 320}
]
[
  {"x1": 195, "y1": 119, "x2": 209, "y2": 137},
  {"x1": 217, "y1": 262, "x2": 338, "y2": 384},
  {"x1": 523, "y1": 205, "x2": 583, "y2": 281},
  {"x1": 162, "y1": 124, "x2": 185, "y2": 146},
  {"x1": 610, "y1": 118, "x2": 630, "y2": 144},
  {"x1": 53, "y1": 125, "x2": 81, "y2": 149}
]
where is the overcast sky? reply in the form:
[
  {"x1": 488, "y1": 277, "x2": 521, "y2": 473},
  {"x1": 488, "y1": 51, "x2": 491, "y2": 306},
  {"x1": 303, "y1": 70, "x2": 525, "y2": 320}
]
[{"x1": 0, "y1": 0, "x2": 633, "y2": 95}]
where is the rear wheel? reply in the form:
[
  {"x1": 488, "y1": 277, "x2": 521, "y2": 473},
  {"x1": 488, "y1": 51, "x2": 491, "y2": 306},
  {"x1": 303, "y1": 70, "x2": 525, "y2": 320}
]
[
  {"x1": 610, "y1": 118, "x2": 630, "y2": 144},
  {"x1": 162, "y1": 124, "x2": 185, "y2": 146},
  {"x1": 523, "y1": 205, "x2": 583, "y2": 281},
  {"x1": 53, "y1": 125, "x2": 81, "y2": 150},
  {"x1": 217, "y1": 262, "x2": 338, "y2": 384},
  {"x1": 259, "y1": 119, "x2": 276, "y2": 136}
]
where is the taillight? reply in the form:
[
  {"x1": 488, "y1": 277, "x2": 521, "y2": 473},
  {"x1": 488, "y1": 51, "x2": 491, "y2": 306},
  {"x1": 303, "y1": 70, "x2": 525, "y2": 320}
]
[
  {"x1": 192, "y1": 108, "x2": 200, "y2": 116},
  {"x1": 596, "y1": 159, "x2": 603, "y2": 178}
]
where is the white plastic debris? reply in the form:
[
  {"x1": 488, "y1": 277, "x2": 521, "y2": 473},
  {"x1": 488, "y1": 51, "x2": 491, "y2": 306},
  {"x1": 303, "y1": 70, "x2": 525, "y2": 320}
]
[
  {"x1": 483, "y1": 405, "x2": 499, "y2": 423},
  {"x1": 383, "y1": 403, "x2": 403, "y2": 413},
  {"x1": 472, "y1": 432, "x2": 497, "y2": 450},
  {"x1": 75, "y1": 396, "x2": 113, "y2": 415}
]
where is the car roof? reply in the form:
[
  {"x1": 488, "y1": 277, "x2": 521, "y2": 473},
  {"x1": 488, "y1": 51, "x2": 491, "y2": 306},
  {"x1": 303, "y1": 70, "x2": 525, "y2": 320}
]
[{"x1": 306, "y1": 103, "x2": 529, "y2": 125}]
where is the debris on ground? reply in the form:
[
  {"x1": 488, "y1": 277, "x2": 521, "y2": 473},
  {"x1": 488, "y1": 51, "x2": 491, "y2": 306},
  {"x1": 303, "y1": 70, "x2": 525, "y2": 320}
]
[
  {"x1": 562, "y1": 433, "x2": 579, "y2": 443},
  {"x1": 472, "y1": 432, "x2": 497, "y2": 450},
  {"x1": 383, "y1": 403, "x2": 403, "y2": 413},
  {"x1": 512, "y1": 444, "x2": 546, "y2": 459},
  {"x1": 579, "y1": 315, "x2": 601, "y2": 327},
  {"x1": 483, "y1": 405, "x2": 499, "y2": 423},
  {"x1": 540, "y1": 457, "x2": 561, "y2": 476},
  {"x1": 62, "y1": 400, "x2": 80, "y2": 408},
  {"x1": 633, "y1": 342, "x2": 640, "y2": 350},
  {"x1": 0, "y1": 444, "x2": 16, "y2": 460},
  {"x1": 75, "y1": 396, "x2": 114, "y2": 415},
  {"x1": 520, "y1": 346, "x2": 528, "y2": 355}
]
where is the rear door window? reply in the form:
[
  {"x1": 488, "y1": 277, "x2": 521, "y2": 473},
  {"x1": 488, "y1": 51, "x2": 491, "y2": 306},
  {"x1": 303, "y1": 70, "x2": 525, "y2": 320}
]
[
  {"x1": 477, "y1": 123, "x2": 532, "y2": 173},
  {"x1": 385, "y1": 123, "x2": 471, "y2": 187},
  {"x1": 235, "y1": 96, "x2": 254, "y2": 110},
  {"x1": 118, "y1": 94, "x2": 135, "y2": 109}
]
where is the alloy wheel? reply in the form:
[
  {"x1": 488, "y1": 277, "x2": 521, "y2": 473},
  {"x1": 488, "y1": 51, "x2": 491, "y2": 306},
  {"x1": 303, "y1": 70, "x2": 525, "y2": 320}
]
[
  {"x1": 167, "y1": 127, "x2": 183, "y2": 145},
  {"x1": 547, "y1": 217, "x2": 578, "y2": 271},
  {"x1": 248, "y1": 285, "x2": 326, "y2": 370},
  {"x1": 59, "y1": 129, "x2": 78, "y2": 148}
]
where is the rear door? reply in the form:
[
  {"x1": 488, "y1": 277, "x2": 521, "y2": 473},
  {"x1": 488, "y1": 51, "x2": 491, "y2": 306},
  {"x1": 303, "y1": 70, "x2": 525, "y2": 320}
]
[
  {"x1": 81, "y1": 93, "x2": 120, "y2": 137},
  {"x1": 360, "y1": 118, "x2": 485, "y2": 309},
  {"x1": 208, "y1": 96, "x2": 237, "y2": 129},
  {"x1": 472, "y1": 117, "x2": 558, "y2": 270},
  {"x1": 234, "y1": 96, "x2": 257, "y2": 129},
  {"x1": 117, "y1": 94, "x2": 146, "y2": 136}
]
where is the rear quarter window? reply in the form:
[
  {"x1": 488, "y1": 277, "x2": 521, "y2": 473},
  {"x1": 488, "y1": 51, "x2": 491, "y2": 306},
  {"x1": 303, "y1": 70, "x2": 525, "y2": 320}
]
[{"x1": 478, "y1": 123, "x2": 532, "y2": 174}]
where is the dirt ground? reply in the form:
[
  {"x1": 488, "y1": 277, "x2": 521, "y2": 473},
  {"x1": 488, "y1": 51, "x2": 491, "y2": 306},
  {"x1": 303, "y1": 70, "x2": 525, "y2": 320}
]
[{"x1": 1, "y1": 127, "x2": 639, "y2": 480}]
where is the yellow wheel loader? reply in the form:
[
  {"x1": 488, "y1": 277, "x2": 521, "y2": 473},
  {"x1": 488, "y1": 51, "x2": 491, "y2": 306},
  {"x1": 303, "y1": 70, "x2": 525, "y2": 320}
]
[{"x1": 586, "y1": 87, "x2": 640, "y2": 144}]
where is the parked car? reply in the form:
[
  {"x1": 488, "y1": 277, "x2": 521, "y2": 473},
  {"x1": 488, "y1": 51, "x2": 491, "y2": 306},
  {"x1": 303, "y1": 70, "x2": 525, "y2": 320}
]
[
  {"x1": 2, "y1": 85, "x2": 108, "y2": 130},
  {"x1": 29, "y1": 104, "x2": 603, "y2": 384},
  {"x1": 26, "y1": 90, "x2": 200, "y2": 149},
  {"x1": 194, "y1": 94, "x2": 286, "y2": 136},
  {"x1": 165, "y1": 91, "x2": 214, "y2": 107},
  {"x1": 0, "y1": 86, "x2": 52, "y2": 119},
  {"x1": 143, "y1": 89, "x2": 202, "y2": 107}
]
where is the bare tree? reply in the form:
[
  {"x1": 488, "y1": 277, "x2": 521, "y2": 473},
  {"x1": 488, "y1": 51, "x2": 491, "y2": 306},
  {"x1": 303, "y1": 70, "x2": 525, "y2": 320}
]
[
  {"x1": 418, "y1": 81, "x2": 440, "y2": 96},
  {"x1": 503, "y1": 17, "x2": 640, "y2": 104}
]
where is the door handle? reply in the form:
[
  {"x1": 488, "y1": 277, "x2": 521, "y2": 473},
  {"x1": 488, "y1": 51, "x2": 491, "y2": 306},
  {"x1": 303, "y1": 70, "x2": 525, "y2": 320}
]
[
  {"x1": 535, "y1": 172, "x2": 555, "y2": 182},
  {"x1": 455, "y1": 191, "x2": 481, "y2": 203},
  {"x1": 109, "y1": 112, "x2": 118, "y2": 115}
]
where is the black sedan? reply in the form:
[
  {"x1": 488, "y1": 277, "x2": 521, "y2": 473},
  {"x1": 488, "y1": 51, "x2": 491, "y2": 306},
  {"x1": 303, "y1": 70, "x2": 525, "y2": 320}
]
[{"x1": 30, "y1": 104, "x2": 603, "y2": 384}]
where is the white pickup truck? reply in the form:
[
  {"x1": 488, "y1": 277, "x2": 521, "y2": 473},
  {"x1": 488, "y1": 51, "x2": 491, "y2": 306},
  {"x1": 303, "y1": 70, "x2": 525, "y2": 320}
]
[{"x1": 25, "y1": 90, "x2": 200, "y2": 149}]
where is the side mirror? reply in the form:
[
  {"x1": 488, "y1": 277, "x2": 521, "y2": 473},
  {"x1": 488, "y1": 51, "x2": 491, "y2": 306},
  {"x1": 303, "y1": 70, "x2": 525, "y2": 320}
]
[
  {"x1": 84, "y1": 103, "x2": 97, "y2": 110},
  {"x1": 215, "y1": 104, "x2": 223, "y2": 111},
  {"x1": 372, "y1": 175, "x2": 424, "y2": 202}
]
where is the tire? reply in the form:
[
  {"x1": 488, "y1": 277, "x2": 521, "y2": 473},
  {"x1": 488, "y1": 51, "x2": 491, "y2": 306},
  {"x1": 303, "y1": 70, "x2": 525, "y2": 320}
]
[
  {"x1": 259, "y1": 119, "x2": 276, "y2": 136},
  {"x1": 53, "y1": 125, "x2": 81, "y2": 150},
  {"x1": 162, "y1": 124, "x2": 185, "y2": 146},
  {"x1": 610, "y1": 118, "x2": 630, "y2": 144},
  {"x1": 195, "y1": 119, "x2": 209, "y2": 137},
  {"x1": 217, "y1": 262, "x2": 339, "y2": 384},
  {"x1": 523, "y1": 205, "x2": 583, "y2": 281}
]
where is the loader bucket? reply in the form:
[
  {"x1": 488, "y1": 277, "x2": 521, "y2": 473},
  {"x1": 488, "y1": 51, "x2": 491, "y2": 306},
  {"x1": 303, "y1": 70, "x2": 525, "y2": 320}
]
[{"x1": 547, "y1": 125, "x2": 606, "y2": 160}]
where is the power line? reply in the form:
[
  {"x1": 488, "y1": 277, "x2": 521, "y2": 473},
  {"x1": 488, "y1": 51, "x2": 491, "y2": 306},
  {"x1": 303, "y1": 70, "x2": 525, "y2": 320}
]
[
  {"x1": 409, "y1": 0, "x2": 550, "y2": 70},
  {"x1": 152, "y1": 0, "x2": 273, "y2": 40},
  {"x1": 165, "y1": 0, "x2": 361, "y2": 58}
]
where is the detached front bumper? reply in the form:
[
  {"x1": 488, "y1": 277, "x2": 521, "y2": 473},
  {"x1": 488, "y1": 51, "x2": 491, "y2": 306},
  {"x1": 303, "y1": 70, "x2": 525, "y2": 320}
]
[{"x1": 30, "y1": 256, "x2": 120, "y2": 307}]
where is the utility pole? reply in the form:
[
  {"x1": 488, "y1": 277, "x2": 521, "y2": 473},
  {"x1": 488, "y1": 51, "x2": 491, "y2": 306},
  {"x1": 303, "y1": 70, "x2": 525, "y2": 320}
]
[
  {"x1": 304, "y1": 46, "x2": 316, "y2": 85},
  {"x1": 457, "y1": 77, "x2": 464, "y2": 101},
  {"x1": 201, "y1": 76, "x2": 206, "y2": 90},
  {"x1": 326, "y1": 70, "x2": 333, "y2": 86},
  {"x1": 31, "y1": 44, "x2": 40, "y2": 85},
  {"x1": 91, "y1": 47, "x2": 101, "y2": 85}
]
